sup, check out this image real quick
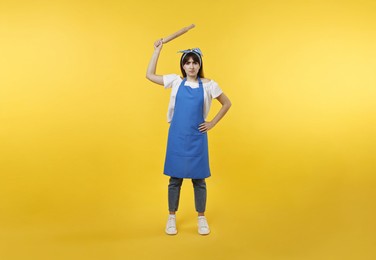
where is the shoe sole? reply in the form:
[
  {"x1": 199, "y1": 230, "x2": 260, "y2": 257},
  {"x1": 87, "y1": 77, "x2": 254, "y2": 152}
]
[
  {"x1": 198, "y1": 230, "x2": 210, "y2": 235},
  {"x1": 165, "y1": 230, "x2": 178, "y2": 235}
]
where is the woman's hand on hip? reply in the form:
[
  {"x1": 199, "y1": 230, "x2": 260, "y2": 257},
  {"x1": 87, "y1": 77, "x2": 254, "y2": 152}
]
[{"x1": 199, "y1": 121, "x2": 215, "y2": 133}]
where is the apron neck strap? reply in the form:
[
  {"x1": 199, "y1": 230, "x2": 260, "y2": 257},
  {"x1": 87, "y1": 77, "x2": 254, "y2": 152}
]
[{"x1": 197, "y1": 77, "x2": 203, "y2": 88}]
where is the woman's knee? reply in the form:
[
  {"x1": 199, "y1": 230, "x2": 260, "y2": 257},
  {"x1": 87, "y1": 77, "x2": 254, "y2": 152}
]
[
  {"x1": 192, "y1": 178, "x2": 206, "y2": 188},
  {"x1": 169, "y1": 177, "x2": 183, "y2": 187}
]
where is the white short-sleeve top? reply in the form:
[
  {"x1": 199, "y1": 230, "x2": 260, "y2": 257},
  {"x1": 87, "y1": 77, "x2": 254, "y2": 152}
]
[{"x1": 163, "y1": 74, "x2": 223, "y2": 123}]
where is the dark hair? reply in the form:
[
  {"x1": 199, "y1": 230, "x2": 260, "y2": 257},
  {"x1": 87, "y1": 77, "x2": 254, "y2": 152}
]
[{"x1": 180, "y1": 52, "x2": 205, "y2": 78}]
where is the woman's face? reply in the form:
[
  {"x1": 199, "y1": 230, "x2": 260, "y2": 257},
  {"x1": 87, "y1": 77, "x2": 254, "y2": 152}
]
[{"x1": 183, "y1": 57, "x2": 201, "y2": 78}]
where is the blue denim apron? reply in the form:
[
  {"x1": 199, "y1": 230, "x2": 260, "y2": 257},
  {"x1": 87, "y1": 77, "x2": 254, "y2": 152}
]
[{"x1": 164, "y1": 78, "x2": 211, "y2": 179}]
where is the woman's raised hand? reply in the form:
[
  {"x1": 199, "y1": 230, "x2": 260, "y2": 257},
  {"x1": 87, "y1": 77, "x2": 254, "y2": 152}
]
[{"x1": 154, "y1": 39, "x2": 163, "y2": 51}]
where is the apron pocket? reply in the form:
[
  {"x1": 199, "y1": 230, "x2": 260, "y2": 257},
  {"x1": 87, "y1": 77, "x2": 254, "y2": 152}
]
[
  {"x1": 167, "y1": 133, "x2": 185, "y2": 156},
  {"x1": 184, "y1": 134, "x2": 204, "y2": 157}
]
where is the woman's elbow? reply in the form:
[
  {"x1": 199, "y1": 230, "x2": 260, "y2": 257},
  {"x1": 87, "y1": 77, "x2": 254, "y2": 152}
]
[
  {"x1": 146, "y1": 73, "x2": 155, "y2": 82},
  {"x1": 226, "y1": 100, "x2": 232, "y2": 109}
]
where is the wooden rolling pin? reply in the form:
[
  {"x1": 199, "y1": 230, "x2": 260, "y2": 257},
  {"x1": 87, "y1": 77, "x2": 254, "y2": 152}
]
[{"x1": 162, "y1": 24, "x2": 195, "y2": 43}]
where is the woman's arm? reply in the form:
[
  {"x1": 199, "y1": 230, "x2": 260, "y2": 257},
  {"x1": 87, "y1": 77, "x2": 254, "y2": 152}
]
[
  {"x1": 199, "y1": 93, "x2": 232, "y2": 132},
  {"x1": 146, "y1": 39, "x2": 164, "y2": 85}
]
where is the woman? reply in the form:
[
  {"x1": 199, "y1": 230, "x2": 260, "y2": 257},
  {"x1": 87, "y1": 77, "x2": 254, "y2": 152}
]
[{"x1": 146, "y1": 39, "x2": 231, "y2": 235}]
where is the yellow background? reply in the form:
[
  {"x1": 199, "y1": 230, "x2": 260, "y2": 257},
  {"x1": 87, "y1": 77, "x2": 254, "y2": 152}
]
[{"x1": 1, "y1": 0, "x2": 375, "y2": 259}]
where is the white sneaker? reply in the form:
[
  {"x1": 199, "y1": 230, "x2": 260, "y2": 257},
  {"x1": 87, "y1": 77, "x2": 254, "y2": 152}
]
[
  {"x1": 165, "y1": 215, "x2": 177, "y2": 235},
  {"x1": 198, "y1": 216, "x2": 210, "y2": 235}
]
